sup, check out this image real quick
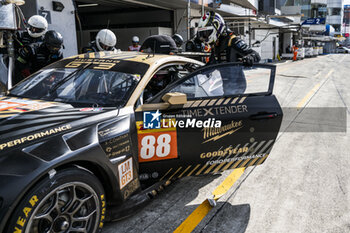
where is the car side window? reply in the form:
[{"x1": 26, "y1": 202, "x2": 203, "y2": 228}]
[
  {"x1": 142, "y1": 63, "x2": 201, "y2": 103},
  {"x1": 167, "y1": 65, "x2": 246, "y2": 99}
]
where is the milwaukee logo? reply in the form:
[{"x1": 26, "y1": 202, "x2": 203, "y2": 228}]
[{"x1": 202, "y1": 120, "x2": 243, "y2": 144}]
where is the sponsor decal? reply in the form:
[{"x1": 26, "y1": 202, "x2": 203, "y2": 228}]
[
  {"x1": 118, "y1": 158, "x2": 133, "y2": 189},
  {"x1": 0, "y1": 101, "x2": 25, "y2": 111},
  {"x1": 99, "y1": 194, "x2": 106, "y2": 229},
  {"x1": 106, "y1": 145, "x2": 131, "y2": 159},
  {"x1": 136, "y1": 120, "x2": 178, "y2": 162},
  {"x1": 98, "y1": 127, "x2": 119, "y2": 137},
  {"x1": 143, "y1": 110, "x2": 222, "y2": 129},
  {"x1": 0, "y1": 124, "x2": 72, "y2": 151},
  {"x1": 104, "y1": 133, "x2": 129, "y2": 146},
  {"x1": 162, "y1": 117, "x2": 221, "y2": 128},
  {"x1": 19, "y1": 102, "x2": 54, "y2": 111},
  {"x1": 80, "y1": 107, "x2": 103, "y2": 112},
  {"x1": 200, "y1": 145, "x2": 249, "y2": 159},
  {"x1": 143, "y1": 110, "x2": 161, "y2": 129},
  {"x1": 13, "y1": 195, "x2": 39, "y2": 232},
  {"x1": 181, "y1": 105, "x2": 248, "y2": 117},
  {"x1": 102, "y1": 134, "x2": 131, "y2": 159},
  {"x1": 137, "y1": 110, "x2": 223, "y2": 162},
  {"x1": 122, "y1": 179, "x2": 139, "y2": 199},
  {"x1": 206, "y1": 153, "x2": 268, "y2": 165},
  {"x1": 202, "y1": 120, "x2": 243, "y2": 144},
  {"x1": 65, "y1": 58, "x2": 120, "y2": 70},
  {"x1": 0, "y1": 98, "x2": 55, "y2": 118}
]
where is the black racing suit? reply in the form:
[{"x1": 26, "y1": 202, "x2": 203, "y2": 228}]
[
  {"x1": 82, "y1": 41, "x2": 99, "y2": 53},
  {"x1": 14, "y1": 30, "x2": 44, "y2": 51},
  {"x1": 208, "y1": 32, "x2": 261, "y2": 95},
  {"x1": 185, "y1": 37, "x2": 203, "y2": 52},
  {"x1": 209, "y1": 32, "x2": 261, "y2": 65},
  {"x1": 14, "y1": 42, "x2": 63, "y2": 85}
]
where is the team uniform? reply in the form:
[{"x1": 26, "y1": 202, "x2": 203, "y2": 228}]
[
  {"x1": 128, "y1": 45, "x2": 141, "y2": 51},
  {"x1": 197, "y1": 12, "x2": 260, "y2": 66},
  {"x1": 15, "y1": 30, "x2": 63, "y2": 85},
  {"x1": 196, "y1": 11, "x2": 261, "y2": 94},
  {"x1": 15, "y1": 42, "x2": 63, "y2": 84},
  {"x1": 14, "y1": 31, "x2": 44, "y2": 50},
  {"x1": 209, "y1": 32, "x2": 261, "y2": 65},
  {"x1": 82, "y1": 41, "x2": 100, "y2": 53}
]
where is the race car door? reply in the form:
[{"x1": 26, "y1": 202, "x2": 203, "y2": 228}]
[{"x1": 135, "y1": 63, "x2": 282, "y2": 183}]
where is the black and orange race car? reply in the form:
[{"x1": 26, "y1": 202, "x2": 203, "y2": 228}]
[{"x1": 0, "y1": 51, "x2": 282, "y2": 233}]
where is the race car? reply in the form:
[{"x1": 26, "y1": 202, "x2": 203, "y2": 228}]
[{"x1": 0, "y1": 51, "x2": 282, "y2": 233}]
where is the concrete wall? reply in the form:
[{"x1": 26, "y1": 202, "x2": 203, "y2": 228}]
[
  {"x1": 311, "y1": 0, "x2": 327, "y2": 4},
  {"x1": 79, "y1": 9, "x2": 172, "y2": 29},
  {"x1": 327, "y1": 0, "x2": 343, "y2": 8},
  {"x1": 253, "y1": 29, "x2": 280, "y2": 61},
  {"x1": 174, "y1": 8, "x2": 188, "y2": 46}
]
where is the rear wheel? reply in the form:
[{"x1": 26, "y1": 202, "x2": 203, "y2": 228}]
[{"x1": 6, "y1": 168, "x2": 106, "y2": 233}]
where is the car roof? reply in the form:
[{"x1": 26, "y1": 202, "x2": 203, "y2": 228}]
[{"x1": 64, "y1": 51, "x2": 203, "y2": 66}]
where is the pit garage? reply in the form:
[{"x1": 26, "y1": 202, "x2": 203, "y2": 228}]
[
  {"x1": 19, "y1": 0, "x2": 177, "y2": 56},
  {"x1": 17, "y1": 0, "x2": 256, "y2": 56}
]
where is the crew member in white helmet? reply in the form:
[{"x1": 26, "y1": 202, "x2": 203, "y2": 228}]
[
  {"x1": 128, "y1": 36, "x2": 141, "y2": 51},
  {"x1": 15, "y1": 15, "x2": 48, "y2": 48},
  {"x1": 82, "y1": 29, "x2": 117, "y2": 53}
]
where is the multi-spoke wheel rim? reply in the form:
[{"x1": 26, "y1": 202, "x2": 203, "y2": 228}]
[{"x1": 25, "y1": 182, "x2": 100, "y2": 233}]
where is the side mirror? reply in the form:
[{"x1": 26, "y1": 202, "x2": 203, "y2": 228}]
[{"x1": 162, "y1": 92, "x2": 187, "y2": 105}]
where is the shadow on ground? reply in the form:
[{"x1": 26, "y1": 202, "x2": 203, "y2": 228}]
[{"x1": 102, "y1": 174, "x2": 250, "y2": 233}]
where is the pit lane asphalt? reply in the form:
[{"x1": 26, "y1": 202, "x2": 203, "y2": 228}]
[{"x1": 103, "y1": 54, "x2": 350, "y2": 233}]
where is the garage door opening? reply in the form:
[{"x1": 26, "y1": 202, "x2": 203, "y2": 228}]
[{"x1": 75, "y1": 0, "x2": 174, "y2": 52}]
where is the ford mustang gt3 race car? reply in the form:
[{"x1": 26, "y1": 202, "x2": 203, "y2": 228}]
[{"x1": 0, "y1": 51, "x2": 282, "y2": 233}]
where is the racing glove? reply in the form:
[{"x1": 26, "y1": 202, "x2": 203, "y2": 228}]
[
  {"x1": 17, "y1": 45, "x2": 34, "y2": 64},
  {"x1": 242, "y1": 55, "x2": 254, "y2": 66}
]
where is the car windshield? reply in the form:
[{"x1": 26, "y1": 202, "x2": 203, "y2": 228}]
[{"x1": 10, "y1": 68, "x2": 143, "y2": 107}]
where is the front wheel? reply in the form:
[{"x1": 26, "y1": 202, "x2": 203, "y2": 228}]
[{"x1": 6, "y1": 168, "x2": 106, "y2": 233}]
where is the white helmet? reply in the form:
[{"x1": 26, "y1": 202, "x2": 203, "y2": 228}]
[
  {"x1": 132, "y1": 36, "x2": 139, "y2": 43},
  {"x1": 197, "y1": 11, "x2": 225, "y2": 44},
  {"x1": 96, "y1": 29, "x2": 117, "y2": 51},
  {"x1": 27, "y1": 15, "x2": 48, "y2": 38}
]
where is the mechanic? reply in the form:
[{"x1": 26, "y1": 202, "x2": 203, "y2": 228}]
[
  {"x1": 15, "y1": 15, "x2": 48, "y2": 49},
  {"x1": 185, "y1": 36, "x2": 203, "y2": 52},
  {"x1": 14, "y1": 30, "x2": 64, "y2": 84},
  {"x1": 140, "y1": 35, "x2": 178, "y2": 54},
  {"x1": 172, "y1": 34, "x2": 184, "y2": 52},
  {"x1": 197, "y1": 11, "x2": 261, "y2": 66},
  {"x1": 82, "y1": 29, "x2": 117, "y2": 53},
  {"x1": 128, "y1": 36, "x2": 141, "y2": 51}
]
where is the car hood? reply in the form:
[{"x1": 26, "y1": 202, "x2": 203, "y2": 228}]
[{"x1": 0, "y1": 96, "x2": 118, "y2": 154}]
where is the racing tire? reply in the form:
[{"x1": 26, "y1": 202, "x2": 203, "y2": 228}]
[{"x1": 5, "y1": 167, "x2": 106, "y2": 233}]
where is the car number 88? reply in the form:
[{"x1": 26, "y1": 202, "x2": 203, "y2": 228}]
[{"x1": 140, "y1": 134, "x2": 171, "y2": 159}]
